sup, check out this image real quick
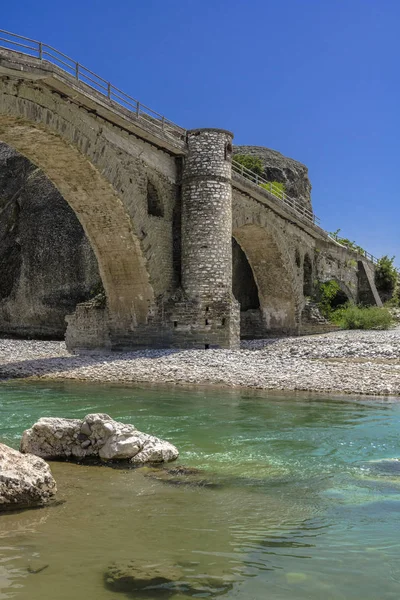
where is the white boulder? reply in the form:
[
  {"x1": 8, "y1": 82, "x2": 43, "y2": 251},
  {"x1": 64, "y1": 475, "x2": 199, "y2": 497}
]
[
  {"x1": 20, "y1": 413, "x2": 179, "y2": 464},
  {"x1": 0, "y1": 443, "x2": 57, "y2": 511}
]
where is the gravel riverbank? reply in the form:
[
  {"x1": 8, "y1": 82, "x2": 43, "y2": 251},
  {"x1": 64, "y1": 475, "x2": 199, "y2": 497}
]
[{"x1": 0, "y1": 328, "x2": 399, "y2": 396}]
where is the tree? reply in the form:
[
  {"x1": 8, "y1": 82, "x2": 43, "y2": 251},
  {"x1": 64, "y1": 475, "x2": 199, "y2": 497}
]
[{"x1": 375, "y1": 255, "x2": 398, "y2": 295}]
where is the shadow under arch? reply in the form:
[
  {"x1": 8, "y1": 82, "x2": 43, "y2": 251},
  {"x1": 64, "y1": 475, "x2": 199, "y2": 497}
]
[
  {"x1": 329, "y1": 278, "x2": 355, "y2": 306},
  {"x1": 232, "y1": 223, "x2": 300, "y2": 337},
  {"x1": 0, "y1": 110, "x2": 154, "y2": 342}
]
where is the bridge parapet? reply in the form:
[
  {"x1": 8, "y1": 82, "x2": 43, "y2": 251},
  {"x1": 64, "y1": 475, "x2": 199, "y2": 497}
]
[{"x1": 0, "y1": 29, "x2": 187, "y2": 154}]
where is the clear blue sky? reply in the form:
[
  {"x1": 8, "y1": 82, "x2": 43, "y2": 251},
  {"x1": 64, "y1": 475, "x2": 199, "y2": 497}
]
[{"x1": 2, "y1": 0, "x2": 399, "y2": 264}]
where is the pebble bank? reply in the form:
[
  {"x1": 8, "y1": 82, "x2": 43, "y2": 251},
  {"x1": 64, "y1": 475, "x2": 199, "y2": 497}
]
[{"x1": 0, "y1": 328, "x2": 399, "y2": 397}]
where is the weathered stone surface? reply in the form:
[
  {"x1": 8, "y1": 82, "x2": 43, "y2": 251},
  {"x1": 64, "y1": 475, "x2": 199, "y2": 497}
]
[
  {"x1": 20, "y1": 414, "x2": 179, "y2": 464},
  {"x1": 0, "y1": 442, "x2": 57, "y2": 511},
  {"x1": 234, "y1": 145, "x2": 312, "y2": 211},
  {"x1": 0, "y1": 143, "x2": 101, "y2": 339}
]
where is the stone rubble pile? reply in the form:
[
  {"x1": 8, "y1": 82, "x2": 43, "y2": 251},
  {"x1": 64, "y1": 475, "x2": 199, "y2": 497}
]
[
  {"x1": 20, "y1": 413, "x2": 179, "y2": 464},
  {"x1": 0, "y1": 328, "x2": 399, "y2": 396}
]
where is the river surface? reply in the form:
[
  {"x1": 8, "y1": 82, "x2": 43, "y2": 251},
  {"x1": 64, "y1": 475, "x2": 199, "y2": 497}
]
[{"x1": 0, "y1": 381, "x2": 400, "y2": 599}]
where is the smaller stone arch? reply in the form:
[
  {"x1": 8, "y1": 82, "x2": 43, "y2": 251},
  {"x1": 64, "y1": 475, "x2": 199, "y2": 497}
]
[
  {"x1": 232, "y1": 221, "x2": 300, "y2": 337},
  {"x1": 319, "y1": 278, "x2": 354, "y2": 308},
  {"x1": 232, "y1": 238, "x2": 260, "y2": 311},
  {"x1": 331, "y1": 279, "x2": 353, "y2": 307}
]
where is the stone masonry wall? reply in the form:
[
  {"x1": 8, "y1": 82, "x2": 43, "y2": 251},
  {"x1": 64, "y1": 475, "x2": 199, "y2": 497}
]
[
  {"x1": 0, "y1": 76, "x2": 178, "y2": 340},
  {"x1": 182, "y1": 129, "x2": 233, "y2": 301},
  {"x1": 0, "y1": 72, "x2": 382, "y2": 350},
  {"x1": 180, "y1": 128, "x2": 240, "y2": 348}
]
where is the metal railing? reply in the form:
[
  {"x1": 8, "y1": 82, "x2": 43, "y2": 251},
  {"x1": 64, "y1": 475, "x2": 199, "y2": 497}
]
[
  {"x1": 0, "y1": 29, "x2": 186, "y2": 142},
  {"x1": 232, "y1": 159, "x2": 320, "y2": 225},
  {"x1": 328, "y1": 236, "x2": 400, "y2": 273},
  {"x1": 232, "y1": 160, "x2": 400, "y2": 271}
]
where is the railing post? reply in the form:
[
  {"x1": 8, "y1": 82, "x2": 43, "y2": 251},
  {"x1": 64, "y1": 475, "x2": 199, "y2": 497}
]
[
  {"x1": 75, "y1": 62, "x2": 79, "y2": 80},
  {"x1": 107, "y1": 82, "x2": 111, "y2": 99},
  {"x1": 161, "y1": 116, "x2": 165, "y2": 131},
  {"x1": 136, "y1": 101, "x2": 140, "y2": 117},
  {"x1": 241, "y1": 164, "x2": 244, "y2": 176},
  {"x1": 38, "y1": 42, "x2": 43, "y2": 60},
  {"x1": 255, "y1": 174, "x2": 259, "y2": 185}
]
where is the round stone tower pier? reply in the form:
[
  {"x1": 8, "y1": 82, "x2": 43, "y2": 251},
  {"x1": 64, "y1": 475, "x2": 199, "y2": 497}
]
[{"x1": 180, "y1": 128, "x2": 240, "y2": 348}]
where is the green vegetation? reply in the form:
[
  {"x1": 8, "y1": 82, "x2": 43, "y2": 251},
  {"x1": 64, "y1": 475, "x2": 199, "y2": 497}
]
[
  {"x1": 232, "y1": 154, "x2": 263, "y2": 176},
  {"x1": 317, "y1": 279, "x2": 393, "y2": 329},
  {"x1": 260, "y1": 181, "x2": 285, "y2": 199},
  {"x1": 317, "y1": 280, "x2": 342, "y2": 319},
  {"x1": 233, "y1": 154, "x2": 286, "y2": 199},
  {"x1": 329, "y1": 229, "x2": 366, "y2": 255},
  {"x1": 375, "y1": 255, "x2": 398, "y2": 296},
  {"x1": 331, "y1": 305, "x2": 393, "y2": 330},
  {"x1": 392, "y1": 280, "x2": 400, "y2": 307}
]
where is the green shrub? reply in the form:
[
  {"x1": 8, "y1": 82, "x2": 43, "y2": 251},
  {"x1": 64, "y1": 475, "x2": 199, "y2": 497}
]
[
  {"x1": 375, "y1": 255, "x2": 398, "y2": 296},
  {"x1": 260, "y1": 181, "x2": 285, "y2": 199},
  {"x1": 331, "y1": 305, "x2": 393, "y2": 330},
  {"x1": 317, "y1": 280, "x2": 342, "y2": 318},
  {"x1": 232, "y1": 154, "x2": 263, "y2": 176}
]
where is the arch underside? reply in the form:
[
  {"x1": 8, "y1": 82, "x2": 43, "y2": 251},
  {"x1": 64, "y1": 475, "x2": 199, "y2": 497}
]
[
  {"x1": 0, "y1": 110, "x2": 154, "y2": 337},
  {"x1": 233, "y1": 224, "x2": 298, "y2": 337}
]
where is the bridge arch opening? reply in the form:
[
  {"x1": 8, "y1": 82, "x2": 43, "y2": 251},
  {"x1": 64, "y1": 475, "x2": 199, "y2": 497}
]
[
  {"x1": 0, "y1": 105, "x2": 154, "y2": 348},
  {"x1": 0, "y1": 143, "x2": 103, "y2": 339},
  {"x1": 232, "y1": 223, "x2": 299, "y2": 338},
  {"x1": 330, "y1": 283, "x2": 350, "y2": 309},
  {"x1": 232, "y1": 238, "x2": 260, "y2": 311}
]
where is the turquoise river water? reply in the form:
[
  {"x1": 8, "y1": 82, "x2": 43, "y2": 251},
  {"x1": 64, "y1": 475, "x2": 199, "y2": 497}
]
[{"x1": 0, "y1": 381, "x2": 400, "y2": 599}]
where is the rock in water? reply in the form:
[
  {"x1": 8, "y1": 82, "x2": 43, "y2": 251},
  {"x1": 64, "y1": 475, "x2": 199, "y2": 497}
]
[
  {"x1": 104, "y1": 560, "x2": 234, "y2": 596},
  {"x1": 20, "y1": 413, "x2": 179, "y2": 464},
  {"x1": 0, "y1": 443, "x2": 57, "y2": 511},
  {"x1": 105, "y1": 560, "x2": 183, "y2": 594}
]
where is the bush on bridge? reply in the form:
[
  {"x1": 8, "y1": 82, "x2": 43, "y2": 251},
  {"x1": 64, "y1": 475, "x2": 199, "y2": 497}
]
[
  {"x1": 233, "y1": 154, "x2": 286, "y2": 199},
  {"x1": 232, "y1": 154, "x2": 264, "y2": 176},
  {"x1": 259, "y1": 181, "x2": 285, "y2": 199}
]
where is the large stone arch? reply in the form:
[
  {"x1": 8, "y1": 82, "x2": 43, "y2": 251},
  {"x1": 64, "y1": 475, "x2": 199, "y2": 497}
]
[
  {"x1": 232, "y1": 212, "x2": 301, "y2": 336},
  {"x1": 0, "y1": 77, "x2": 156, "y2": 343}
]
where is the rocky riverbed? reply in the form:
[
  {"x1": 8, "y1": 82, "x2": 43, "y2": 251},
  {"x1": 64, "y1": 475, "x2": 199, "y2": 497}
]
[{"x1": 0, "y1": 328, "x2": 399, "y2": 396}]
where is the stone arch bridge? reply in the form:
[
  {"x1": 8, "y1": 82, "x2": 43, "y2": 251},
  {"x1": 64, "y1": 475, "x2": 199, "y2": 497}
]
[{"x1": 0, "y1": 39, "x2": 382, "y2": 351}]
